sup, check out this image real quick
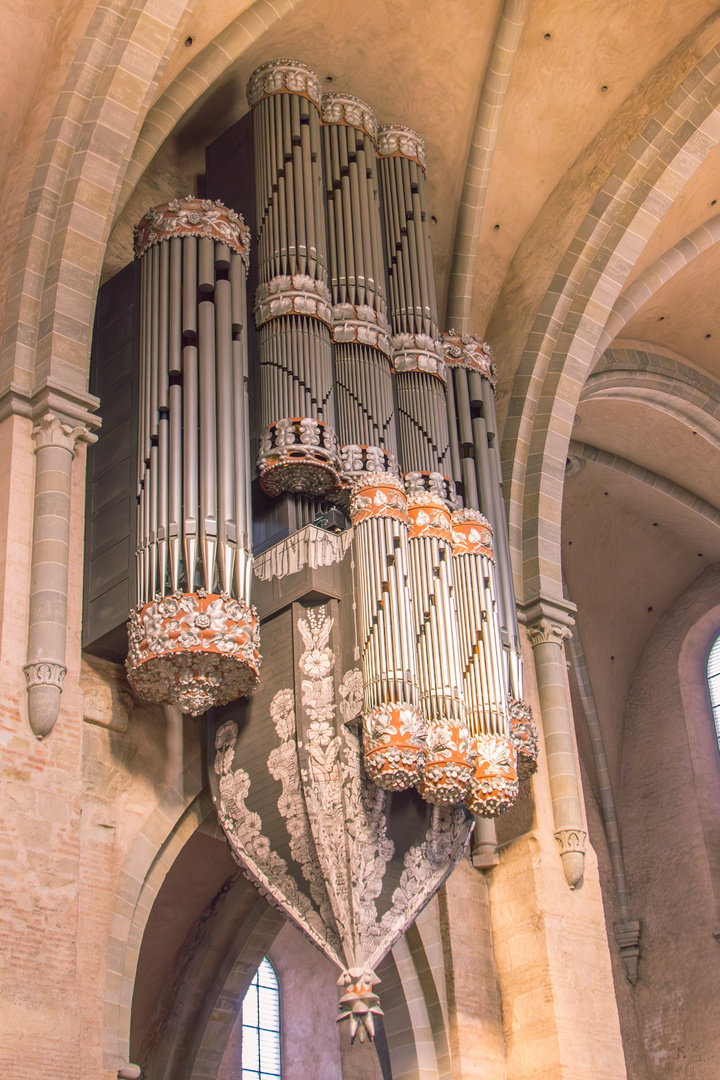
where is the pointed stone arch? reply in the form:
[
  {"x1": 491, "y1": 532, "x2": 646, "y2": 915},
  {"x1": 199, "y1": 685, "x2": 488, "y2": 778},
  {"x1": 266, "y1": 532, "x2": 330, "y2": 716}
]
[{"x1": 500, "y1": 39, "x2": 720, "y2": 606}]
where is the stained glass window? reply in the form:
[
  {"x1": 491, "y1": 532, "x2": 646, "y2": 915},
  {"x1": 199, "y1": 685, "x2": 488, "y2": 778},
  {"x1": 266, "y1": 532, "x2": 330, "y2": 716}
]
[
  {"x1": 242, "y1": 958, "x2": 281, "y2": 1080},
  {"x1": 707, "y1": 635, "x2": 720, "y2": 747}
]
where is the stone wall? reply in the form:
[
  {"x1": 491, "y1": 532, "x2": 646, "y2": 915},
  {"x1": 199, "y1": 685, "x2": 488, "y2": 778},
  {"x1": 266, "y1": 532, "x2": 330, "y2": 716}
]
[{"x1": 617, "y1": 565, "x2": 720, "y2": 1078}]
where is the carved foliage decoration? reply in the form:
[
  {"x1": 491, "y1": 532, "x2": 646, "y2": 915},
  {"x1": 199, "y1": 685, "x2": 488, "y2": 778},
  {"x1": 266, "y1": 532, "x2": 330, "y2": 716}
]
[
  {"x1": 466, "y1": 733, "x2": 519, "y2": 817},
  {"x1": 133, "y1": 197, "x2": 251, "y2": 266},
  {"x1": 321, "y1": 93, "x2": 378, "y2": 140},
  {"x1": 509, "y1": 698, "x2": 540, "y2": 780},
  {"x1": 339, "y1": 444, "x2": 399, "y2": 485},
  {"x1": 126, "y1": 591, "x2": 260, "y2": 715},
  {"x1": 332, "y1": 303, "x2": 392, "y2": 355},
  {"x1": 377, "y1": 125, "x2": 427, "y2": 170},
  {"x1": 257, "y1": 417, "x2": 341, "y2": 497},
  {"x1": 254, "y1": 275, "x2": 333, "y2": 328},
  {"x1": 442, "y1": 331, "x2": 497, "y2": 386},
  {"x1": 392, "y1": 332, "x2": 446, "y2": 381},
  {"x1": 363, "y1": 702, "x2": 427, "y2": 790},
  {"x1": 247, "y1": 59, "x2": 322, "y2": 109},
  {"x1": 209, "y1": 602, "x2": 471, "y2": 1042}
]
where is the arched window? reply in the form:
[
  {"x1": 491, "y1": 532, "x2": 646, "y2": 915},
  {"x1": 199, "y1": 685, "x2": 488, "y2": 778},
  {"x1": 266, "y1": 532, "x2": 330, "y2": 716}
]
[
  {"x1": 242, "y1": 957, "x2": 281, "y2": 1080},
  {"x1": 706, "y1": 635, "x2": 720, "y2": 747}
]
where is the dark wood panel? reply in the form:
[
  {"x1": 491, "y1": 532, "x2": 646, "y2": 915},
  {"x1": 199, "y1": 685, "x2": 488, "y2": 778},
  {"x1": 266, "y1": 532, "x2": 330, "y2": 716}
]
[{"x1": 83, "y1": 258, "x2": 139, "y2": 660}]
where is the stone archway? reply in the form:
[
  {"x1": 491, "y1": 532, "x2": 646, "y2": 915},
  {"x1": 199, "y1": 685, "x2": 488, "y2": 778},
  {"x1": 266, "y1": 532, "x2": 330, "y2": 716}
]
[{"x1": 499, "y1": 39, "x2": 720, "y2": 605}]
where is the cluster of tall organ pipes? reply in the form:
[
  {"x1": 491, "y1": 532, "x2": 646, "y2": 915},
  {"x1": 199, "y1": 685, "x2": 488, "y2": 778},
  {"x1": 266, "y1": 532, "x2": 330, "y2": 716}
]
[{"x1": 125, "y1": 58, "x2": 538, "y2": 816}]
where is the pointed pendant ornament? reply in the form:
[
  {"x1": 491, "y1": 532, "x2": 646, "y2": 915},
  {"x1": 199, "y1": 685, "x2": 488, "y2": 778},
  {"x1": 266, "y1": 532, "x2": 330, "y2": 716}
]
[
  {"x1": 201, "y1": 59, "x2": 539, "y2": 1049},
  {"x1": 210, "y1": 602, "x2": 472, "y2": 1043}
]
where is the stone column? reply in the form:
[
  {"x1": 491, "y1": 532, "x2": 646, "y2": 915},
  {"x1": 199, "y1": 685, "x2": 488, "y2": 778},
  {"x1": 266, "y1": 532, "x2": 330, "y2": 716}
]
[
  {"x1": 523, "y1": 601, "x2": 586, "y2": 888},
  {"x1": 24, "y1": 413, "x2": 95, "y2": 738}
]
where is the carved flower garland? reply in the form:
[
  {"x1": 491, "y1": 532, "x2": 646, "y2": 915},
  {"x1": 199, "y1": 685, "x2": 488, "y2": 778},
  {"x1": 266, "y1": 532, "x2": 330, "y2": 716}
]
[{"x1": 126, "y1": 590, "x2": 261, "y2": 715}]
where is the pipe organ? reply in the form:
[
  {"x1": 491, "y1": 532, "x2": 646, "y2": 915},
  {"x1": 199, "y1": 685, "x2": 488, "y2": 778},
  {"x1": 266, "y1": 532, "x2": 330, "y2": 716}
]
[
  {"x1": 124, "y1": 57, "x2": 537, "y2": 802},
  {"x1": 115, "y1": 57, "x2": 541, "y2": 1044}
]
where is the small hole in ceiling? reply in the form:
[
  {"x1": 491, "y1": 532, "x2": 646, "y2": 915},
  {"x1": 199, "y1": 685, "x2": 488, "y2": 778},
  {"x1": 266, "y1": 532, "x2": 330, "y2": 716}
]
[
  {"x1": 658, "y1": 315, "x2": 665, "y2": 321},
  {"x1": 706, "y1": 333, "x2": 712, "y2": 338},
  {"x1": 601, "y1": 85, "x2": 608, "y2": 92},
  {"x1": 185, "y1": 36, "x2": 193, "y2": 46},
  {"x1": 544, "y1": 32, "x2": 552, "y2": 39},
  {"x1": 604, "y1": 491, "x2": 609, "y2": 496},
  {"x1": 611, "y1": 655, "x2": 615, "y2": 660},
  {"x1": 493, "y1": 223, "x2": 500, "y2": 231},
  {"x1": 648, "y1": 606, "x2": 653, "y2": 612},
  {"x1": 699, "y1": 553, "x2": 704, "y2": 557},
  {"x1": 431, "y1": 215, "x2": 438, "y2": 225},
  {"x1": 653, "y1": 522, "x2": 658, "y2": 526},
  {"x1": 568, "y1": 541, "x2": 573, "y2": 545},
  {"x1": 325, "y1": 75, "x2": 333, "y2": 82}
]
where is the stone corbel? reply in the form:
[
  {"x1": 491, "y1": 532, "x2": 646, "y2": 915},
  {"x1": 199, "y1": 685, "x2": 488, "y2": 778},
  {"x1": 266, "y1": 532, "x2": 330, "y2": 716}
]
[
  {"x1": 614, "y1": 920, "x2": 641, "y2": 985},
  {"x1": 24, "y1": 413, "x2": 97, "y2": 738},
  {"x1": 471, "y1": 814, "x2": 500, "y2": 869},
  {"x1": 520, "y1": 595, "x2": 587, "y2": 888}
]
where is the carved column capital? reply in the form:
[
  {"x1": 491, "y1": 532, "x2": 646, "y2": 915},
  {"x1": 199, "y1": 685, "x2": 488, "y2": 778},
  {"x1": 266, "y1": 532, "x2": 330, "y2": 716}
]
[
  {"x1": 0, "y1": 379, "x2": 100, "y2": 430},
  {"x1": 555, "y1": 827, "x2": 586, "y2": 855},
  {"x1": 526, "y1": 617, "x2": 573, "y2": 649},
  {"x1": 555, "y1": 828, "x2": 587, "y2": 890},
  {"x1": 23, "y1": 661, "x2": 67, "y2": 690},
  {"x1": 518, "y1": 593, "x2": 575, "y2": 648},
  {"x1": 31, "y1": 412, "x2": 97, "y2": 456}
]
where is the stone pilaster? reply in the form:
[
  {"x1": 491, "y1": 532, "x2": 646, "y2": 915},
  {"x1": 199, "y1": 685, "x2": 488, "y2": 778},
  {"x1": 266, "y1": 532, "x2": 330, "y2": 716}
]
[
  {"x1": 24, "y1": 412, "x2": 96, "y2": 737},
  {"x1": 521, "y1": 597, "x2": 586, "y2": 888}
]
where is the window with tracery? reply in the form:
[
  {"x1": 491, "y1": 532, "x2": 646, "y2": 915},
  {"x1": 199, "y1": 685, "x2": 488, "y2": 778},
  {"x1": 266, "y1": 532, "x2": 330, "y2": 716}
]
[
  {"x1": 242, "y1": 957, "x2": 281, "y2": 1080},
  {"x1": 706, "y1": 635, "x2": 720, "y2": 747}
]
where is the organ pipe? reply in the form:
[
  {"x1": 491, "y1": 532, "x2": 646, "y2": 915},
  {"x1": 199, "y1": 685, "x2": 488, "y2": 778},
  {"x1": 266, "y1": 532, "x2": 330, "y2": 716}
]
[
  {"x1": 443, "y1": 331, "x2": 537, "y2": 780},
  {"x1": 451, "y1": 509, "x2": 518, "y2": 815},
  {"x1": 321, "y1": 93, "x2": 399, "y2": 484},
  {"x1": 407, "y1": 492, "x2": 473, "y2": 806},
  {"x1": 375, "y1": 126, "x2": 480, "y2": 806},
  {"x1": 248, "y1": 60, "x2": 341, "y2": 498},
  {"x1": 349, "y1": 474, "x2": 425, "y2": 790},
  {"x1": 126, "y1": 198, "x2": 261, "y2": 716},
  {"x1": 377, "y1": 126, "x2": 451, "y2": 487}
]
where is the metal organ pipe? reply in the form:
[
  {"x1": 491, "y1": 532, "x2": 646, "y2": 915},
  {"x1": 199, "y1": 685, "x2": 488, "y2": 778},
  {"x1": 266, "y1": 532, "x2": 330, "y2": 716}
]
[
  {"x1": 321, "y1": 92, "x2": 397, "y2": 484},
  {"x1": 443, "y1": 332, "x2": 536, "y2": 793},
  {"x1": 451, "y1": 509, "x2": 518, "y2": 815},
  {"x1": 248, "y1": 60, "x2": 341, "y2": 499},
  {"x1": 349, "y1": 474, "x2": 425, "y2": 791},
  {"x1": 376, "y1": 125, "x2": 475, "y2": 806},
  {"x1": 126, "y1": 197, "x2": 261, "y2": 717},
  {"x1": 241, "y1": 59, "x2": 530, "y2": 817}
]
